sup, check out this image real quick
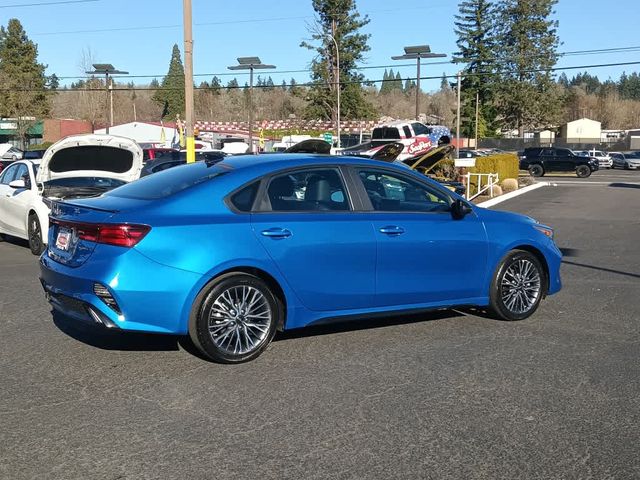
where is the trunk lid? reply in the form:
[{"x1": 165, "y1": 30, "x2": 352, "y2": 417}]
[
  {"x1": 47, "y1": 201, "x2": 118, "y2": 267},
  {"x1": 37, "y1": 134, "x2": 143, "y2": 184}
]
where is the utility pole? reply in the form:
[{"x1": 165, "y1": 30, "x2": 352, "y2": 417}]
[
  {"x1": 475, "y1": 90, "x2": 479, "y2": 149},
  {"x1": 456, "y1": 71, "x2": 462, "y2": 158},
  {"x1": 109, "y1": 78, "x2": 114, "y2": 129},
  {"x1": 183, "y1": 0, "x2": 195, "y2": 163},
  {"x1": 328, "y1": 18, "x2": 341, "y2": 149}
]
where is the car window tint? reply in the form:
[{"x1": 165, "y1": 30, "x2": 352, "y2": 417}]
[
  {"x1": 267, "y1": 169, "x2": 349, "y2": 212},
  {"x1": 411, "y1": 123, "x2": 430, "y2": 135},
  {"x1": 0, "y1": 164, "x2": 19, "y2": 184},
  {"x1": 402, "y1": 126, "x2": 412, "y2": 138},
  {"x1": 230, "y1": 181, "x2": 259, "y2": 212},
  {"x1": 358, "y1": 169, "x2": 451, "y2": 213},
  {"x1": 556, "y1": 149, "x2": 572, "y2": 157}
]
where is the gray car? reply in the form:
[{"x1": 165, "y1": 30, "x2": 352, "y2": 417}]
[{"x1": 610, "y1": 152, "x2": 640, "y2": 170}]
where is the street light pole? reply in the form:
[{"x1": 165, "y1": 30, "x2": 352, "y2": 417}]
[
  {"x1": 183, "y1": 0, "x2": 195, "y2": 163},
  {"x1": 392, "y1": 45, "x2": 446, "y2": 122},
  {"x1": 85, "y1": 64, "x2": 128, "y2": 135},
  {"x1": 228, "y1": 57, "x2": 276, "y2": 153}
]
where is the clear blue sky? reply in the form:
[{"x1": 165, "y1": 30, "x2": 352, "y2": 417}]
[{"x1": 4, "y1": 0, "x2": 640, "y2": 91}]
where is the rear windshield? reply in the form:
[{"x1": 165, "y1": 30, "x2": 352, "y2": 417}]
[
  {"x1": 49, "y1": 146, "x2": 133, "y2": 173},
  {"x1": 372, "y1": 127, "x2": 401, "y2": 140},
  {"x1": 106, "y1": 162, "x2": 227, "y2": 200},
  {"x1": 44, "y1": 177, "x2": 125, "y2": 188}
]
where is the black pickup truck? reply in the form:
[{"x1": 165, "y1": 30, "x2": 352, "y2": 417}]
[{"x1": 520, "y1": 147, "x2": 599, "y2": 178}]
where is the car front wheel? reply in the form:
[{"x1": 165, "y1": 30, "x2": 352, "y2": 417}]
[
  {"x1": 528, "y1": 164, "x2": 544, "y2": 177},
  {"x1": 189, "y1": 273, "x2": 281, "y2": 363},
  {"x1": 28, "y1": 214, "x2": 45, "y2": 255},
  {"x1": 489, "y1": 250, "x2": 546, "y2": 321},
  {"x1": 576, "y1": 165, "x2": 591, "y2": 178}
]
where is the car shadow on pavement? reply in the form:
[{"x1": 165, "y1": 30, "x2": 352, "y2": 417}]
[
  {"x1": 609, "y1": 182, "x2": 640, "y2": 189},
  {"x1": 275, "y1": 309, "x2": 465, "y2": 342},
  {"x1": 52, "y1": 310, "x2": 182, "y2": 352},
  {"x1": 561, "y1": 260, "x2": 640, "y2": 280}
]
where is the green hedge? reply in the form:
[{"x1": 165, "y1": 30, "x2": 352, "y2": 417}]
[
  {"x1": 27, "y1": 142, "x2": 53, "y2": 151},
  {"x1": 469, "y1": 153, "x2": 519, "y2": 181}
]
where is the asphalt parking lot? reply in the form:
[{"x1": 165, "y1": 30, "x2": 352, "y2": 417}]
[{"x1": 1, "y1": 169, "x2": 639, "y2": 479}]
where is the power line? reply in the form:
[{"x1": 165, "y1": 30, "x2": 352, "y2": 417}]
[
  {"x1": 6, "y1": 60, "x2": 640, "y2": 93},
  {"x1": 31, "y1": 6, "x2": 442, "y2": 36},
  {"x1": 0, "y1": 0, "x2": 98, "y2": 8},
  {"x1": 49, "y1": 45, "x2": 640, "y2": 81}
]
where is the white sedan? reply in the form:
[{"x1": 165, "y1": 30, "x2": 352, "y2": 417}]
[{"x1": 0, "y1": 134, "x2": 143, "y2": 254}]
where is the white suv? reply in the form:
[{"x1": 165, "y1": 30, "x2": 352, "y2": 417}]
[
  {"x1": 586, "y1": 149, "x2": 612, "y2": 169},
  {"x1": 0, "y1": 134, "x2": 142, "y2": 254}
]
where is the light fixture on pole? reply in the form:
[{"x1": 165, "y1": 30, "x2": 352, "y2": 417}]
[
  {"x1": 325, "y1": 32, "x2": 341, "y2": 149},
  {"x1": 392, "y1": 45, "x2": 446, "y2": 121},
  {"x1": 228, "y1": 57, "x2": 276, "y2": 153},
  {"x1": 85, "y1": 64, "x2": 128, "y2": 134}
]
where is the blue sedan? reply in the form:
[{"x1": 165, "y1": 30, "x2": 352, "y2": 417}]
[{"x1": 40, "y1": 154, "x2": 562, "y2": 363}]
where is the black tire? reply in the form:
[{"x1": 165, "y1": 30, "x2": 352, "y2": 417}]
[
  {"x1": 27, "y1": 214, "x2": 45, "y2": 255},
  {"x1": 528, "y1": 164, "x2": 544, "y2": 177},
  {"x1": 576, "y1": 165, "x2": 591, "y2": 178},
  {"x1": 189, "y1": 273, "x2": 281, "y2": 363},
  {"x1": 489, "y1": 250, "x2": 546, "y2": 321}
]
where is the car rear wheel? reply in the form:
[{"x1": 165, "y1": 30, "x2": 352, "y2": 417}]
[
  {"x1": 28, "y1": 214, "x2": 44, "y2": 255},
  {"x1": 528, "y1": 164, "x2": 544, "y2": 177},
  {"x1": 489, "y1": 250, "x2": 546, "y2": 321},
  {"x1": 189, "y1": 273, "x2": 281, "y2": 363},
  {"x1": 576, "y1": 165, "x2": 591, "y2": 178}
]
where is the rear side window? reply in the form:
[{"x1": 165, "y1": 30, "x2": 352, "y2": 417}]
[
  {"x1": 402, "y1": 126, "x2": 412, "y2": 138},
  {"x1": 229, "y1": 181, "x2": 259, "y2": 212},
  {"x1": 265, "y1": 169, "x2": 349, "y2": 212},
  {"x1": 107, "y1": 163, "x2": 226, "y2": 200},
  {"x1": 372, "y1": 127, "x2": 400, "y2": 140}
]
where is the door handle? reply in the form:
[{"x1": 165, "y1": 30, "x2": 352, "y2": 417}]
[
  {"x1": 379, "y1": 225, "x2": 405, "y2": 236},
  {"x1": 261, "y1": 228, "x2": 292, "y2": 239}
]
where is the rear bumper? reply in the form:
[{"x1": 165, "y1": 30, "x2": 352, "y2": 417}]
[{"x1": 39, "y1": 247, "x2": 202, "y2": 334}]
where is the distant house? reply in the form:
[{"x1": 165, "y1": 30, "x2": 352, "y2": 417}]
[{"x1": 558, "y1": 118, "x2": 601, "y2": 143}]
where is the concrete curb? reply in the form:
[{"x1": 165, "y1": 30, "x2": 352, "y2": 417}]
[{"x1": 476, "y1": 182, "x2": 550, "y2": 208}]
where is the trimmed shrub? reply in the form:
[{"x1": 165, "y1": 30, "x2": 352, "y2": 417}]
[
  {"x1": 501, "y1": 178, "x2": 519, "y2": 193},
  {"x1": 469, "y1": 153, "x2": 519, "y2": 181},
  {"x1": 490, "y1": 184, "x2": 503, "y2": 196},
  {"x1": 27, "y1": 142, "x2": 53, "y2": 151}
]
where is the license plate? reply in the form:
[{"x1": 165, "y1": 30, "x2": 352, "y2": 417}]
[{"x1": 55, "y1": 228, "x2": 71, "y2": 251}]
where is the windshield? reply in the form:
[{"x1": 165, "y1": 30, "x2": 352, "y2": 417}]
[{"x1": 106, "y1": 162, "x2": 228, "y2": 200}]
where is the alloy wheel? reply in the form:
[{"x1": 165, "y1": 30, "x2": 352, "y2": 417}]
[
  {"x1": 500, "y1": 259, "x2": 542, "y2": 315},
  {"x1": 206, "y1": 285, "x2": 272, "y2": 355}
]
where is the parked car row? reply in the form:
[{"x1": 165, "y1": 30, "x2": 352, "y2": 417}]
[{"x1": 610, "y1": 151, "x2": 640, "y2": 169}]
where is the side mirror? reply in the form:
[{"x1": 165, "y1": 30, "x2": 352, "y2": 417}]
[
  {"x1": 9, "y1": 179, "x2": 26, "y2": 189},
  {"x1": 451, "y1": 199, "x2": 472, "y2": 220}
]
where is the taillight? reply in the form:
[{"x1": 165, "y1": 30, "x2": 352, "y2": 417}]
[{"x1": 50, "y1": 219, "x2": 150, "y2": 248}]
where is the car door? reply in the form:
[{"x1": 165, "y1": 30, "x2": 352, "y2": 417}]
[
  {"x1": 2, "y1": 163, "x2": 34, "y2": 237},
  {"x1": 553, "y1": 149, "x2": 576, "y2": 171},
  {"x1": 0, "y1": 163, "x2": 22, "y2": 233},
  {"x1": 251, "y1": 166, "x2": 376, "y2": 312},
  {"x1": 352, "y1": 167, "x2": 488, "y2": 307}
]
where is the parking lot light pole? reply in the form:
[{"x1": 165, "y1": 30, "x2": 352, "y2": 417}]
[
  {"x1": 392, "y1": 45, "x2": 446, "y2": 121},
  {"x1": 85, "y1": 64, "x2": 128, "y2": 134},
  {"x1": 228, "y1": 57, "x2": 276, "y2": 153}
]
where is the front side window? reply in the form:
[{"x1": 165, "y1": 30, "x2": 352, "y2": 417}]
[
  {"x1": 0, "y1": 164, "x2": 19, "y2": 184},
  {"x1": 411, "y1": 123, "x2": 431, "y2": 136},
  {"x1": 266, "y1": 169, "x2": 349, "y2": 212},
  {"x1": 358, "y1": 169, "x2": 450, "y2": 213},
  {"x1": 556, "y1": 149, "x2": 572, "y2": 157}
]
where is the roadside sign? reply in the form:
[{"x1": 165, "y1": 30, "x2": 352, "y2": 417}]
[{"x1": 323, "y1": 132, "x2": 333, "y2": 144}]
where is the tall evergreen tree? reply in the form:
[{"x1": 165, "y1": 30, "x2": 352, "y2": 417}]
[
  {"x1": 0, "y1": 19, "x2": 50, "y2": 147},
  {"x1": 300, "y1": 0, "x2": 376, "y2": 120},
  {"x1": 380, "y1": 69, "x2": 391, "y2": 94},
  {"x1": 393, "y1": 72, "x2": 403, "y2": 91},
  {"x1": 494, "y1": 0, "x2": 561, "y2": 133},
  {"x1": 453, "y1": 0, "x2": 496, "y2": 138},
  {"x1": 152, "y1": 44, "x2": 185, "y2": 120},
  {"x1": 210, "y1": 75, "x2": 222, "y2": 95}
]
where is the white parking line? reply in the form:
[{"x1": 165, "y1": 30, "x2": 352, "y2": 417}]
[{"x1": 477, "y1": 182, "x2": 549, "y2": 208}]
